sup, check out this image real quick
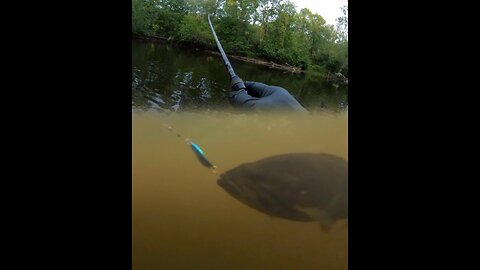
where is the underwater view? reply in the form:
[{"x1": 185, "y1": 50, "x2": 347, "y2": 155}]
[{"x1": 132, "y1": 112, "x2": 348, "y2": 270}]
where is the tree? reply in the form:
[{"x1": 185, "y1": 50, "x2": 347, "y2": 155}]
[
  {"x1": 336, "y1": 5, "x2": 348, "y2": 42},
  {"x1": 132, "y1": 0, "x2": 348, "y2": 75}
]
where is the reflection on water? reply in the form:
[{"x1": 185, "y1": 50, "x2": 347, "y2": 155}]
[
  {"x1": 132, "y1": 111, "x2": 348, "y2": 270},
  {"x1": 132, "y1": 40, "x2": 348, "y2": 113}
]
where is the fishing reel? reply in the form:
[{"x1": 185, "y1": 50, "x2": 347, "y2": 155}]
[{"x1": 230, "y1": 75, "x2": 246, "y2": 92}]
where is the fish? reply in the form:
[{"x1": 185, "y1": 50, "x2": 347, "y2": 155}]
[{"x1": 217, "y1": 153, "x2": 348, "y2": 231}]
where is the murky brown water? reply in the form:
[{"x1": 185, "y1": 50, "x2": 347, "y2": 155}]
[{"x1": 132, "y1": 111, "x2": 348, "y2": 270}]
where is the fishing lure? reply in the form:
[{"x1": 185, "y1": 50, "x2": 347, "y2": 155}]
[
  {"x1": 186, "y1": 138, "x2": 217, "y2": 172},
  {"x1": 163, "y1": 124, "x2": 217, "y2": 173}
]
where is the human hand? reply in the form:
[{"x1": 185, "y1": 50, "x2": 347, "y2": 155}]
[{"x1": 228, "y1": 81, "x2": 308, "y2": 113}]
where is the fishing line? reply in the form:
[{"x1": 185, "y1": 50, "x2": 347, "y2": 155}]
[{"x1": 162, "y1": 123, "x2": 218, "y2": 174}]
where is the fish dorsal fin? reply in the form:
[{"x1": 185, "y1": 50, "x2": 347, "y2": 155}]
[{"x1": 294, "y1": 206, "x2": 334, "y2": 232}]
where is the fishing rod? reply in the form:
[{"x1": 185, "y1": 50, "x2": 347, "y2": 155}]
[{"x1": 207, "y1": 14, "x2": 246, "y2": 92}]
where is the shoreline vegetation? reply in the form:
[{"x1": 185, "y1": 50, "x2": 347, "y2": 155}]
[
  {"x1": 133, "y1": 33, "x2": 303, "y2": 73},
  {"x1": 132, "y1": 0, "x2": 348, "y2": 84}
]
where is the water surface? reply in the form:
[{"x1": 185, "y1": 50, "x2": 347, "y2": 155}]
[{"x1": 132, "y1": 40, "x2": 348, "y2": 113}]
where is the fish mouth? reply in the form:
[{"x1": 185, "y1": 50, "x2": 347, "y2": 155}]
[
  {"x1": 217, "y1": 174, "x2": 241, "y2": 196},
  {"x1": 217, "y1": 174, "x2": 229, "y2": 189}
]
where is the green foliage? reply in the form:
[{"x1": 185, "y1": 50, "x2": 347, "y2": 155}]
[
  {"x1": 336, "y1": 5, "x2": 348, "y2": 42},
  {"x1": 305, "y1": 65, "x2": 326, "y2": 82},
  {"x1": 132, "y1": 0, "x2": 158, "y2": 35},
  {"x1": 132, "y1": 0, "x2": 348, "y2": 75},
  {"x1": 215, "y1": 16, "x2": 255, "y2": 54},
  {"x1": 177, "y1": 14, "x2": 214, "y2": 45},
  {"x1": 156, "y1": 10, "x2": 184, "y2": 38}
]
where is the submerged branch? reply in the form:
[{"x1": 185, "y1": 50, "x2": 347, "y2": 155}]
[{"x1": 206, "y1": 51, "x2": 304, "y2": 74}]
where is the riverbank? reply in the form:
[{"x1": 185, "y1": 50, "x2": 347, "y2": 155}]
[
  {"x1": 132, "y1": 33, "x2": 347, "y2": 85},
  {"x1": 133, "y1": 33, "x2": 304, "y2": 73},
  {"x1": 207, "y1": 51, "x2": 303, "y2": 73}
]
